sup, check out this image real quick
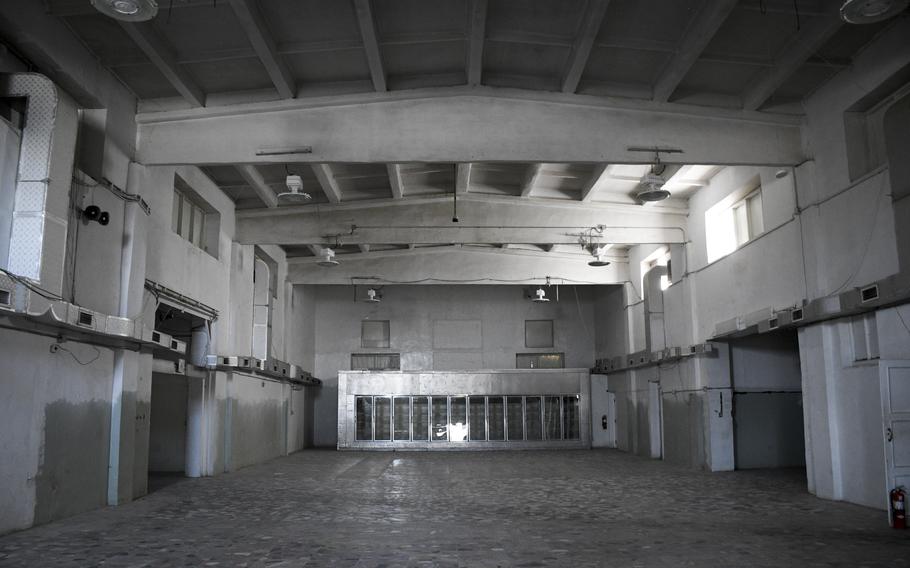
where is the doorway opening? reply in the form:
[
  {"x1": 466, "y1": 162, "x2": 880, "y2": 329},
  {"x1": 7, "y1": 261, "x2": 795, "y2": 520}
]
[
  {"x1": 147, "y1": 303, "x2": 208, "y2": 493},
  {"x1": 730, "y1": 330, "x2": 806, "y2": 474}
]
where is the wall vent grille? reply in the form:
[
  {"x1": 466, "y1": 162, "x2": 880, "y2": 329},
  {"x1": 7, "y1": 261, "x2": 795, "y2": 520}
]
[
  {"x1": 0, "y1": 289, "x2": 10, "y2": 306},
  {"x1": 78, "y1": 311, "x2": 94, "y2": 326},
  {"x1": 860, "y1": 284, "x2": 879, "y2": 303},
  {"x1": 791, "y1": 308, "x2": 804, "y2": 322}
]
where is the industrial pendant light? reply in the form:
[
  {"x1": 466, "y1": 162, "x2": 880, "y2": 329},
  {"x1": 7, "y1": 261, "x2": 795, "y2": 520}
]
[
  {"x1": 317, "y1": 248, "x2": 339, "y2": 267},
  {"x1": 840, "y1": 0, "x2": 909, "y2": 23},
  {"x1": 531, "y1": 287, "x2": 550, "y2": 302},
  {"x1": 91, "y1": 0, "x2": 159, "y2": 21},
  {"x1": 365, "y1": 288, "x2": 381, "y2": 303}
]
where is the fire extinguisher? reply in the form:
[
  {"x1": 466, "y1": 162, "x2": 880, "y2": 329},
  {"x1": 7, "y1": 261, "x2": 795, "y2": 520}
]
[{"x1": 890, "y1": 486, "x2": 906, "y2": 529}]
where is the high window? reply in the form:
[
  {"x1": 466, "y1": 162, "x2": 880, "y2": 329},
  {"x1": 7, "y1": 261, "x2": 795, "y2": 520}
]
[
  {"x1": 705, "y1": 185, "x2": 763, "y2": 263},
  {"x1": 171, "y1": 175, "x2": 219, "y2": 257}
]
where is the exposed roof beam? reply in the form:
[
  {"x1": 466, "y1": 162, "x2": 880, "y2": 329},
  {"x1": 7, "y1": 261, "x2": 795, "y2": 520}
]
[
  {"x1": 311, "y1": 164, "x2": 343, "y2": 203},
  {"x1": 456, "y1": 163, "x2": 472, "y2": 193},
  {"x1": 119, "y1": 22, "x2": 205, "y2": 107},
  {"x1": 353, "y1": 0, "x2": 386, "y2": 92},
  {"x1": 580, "y1": 164, "x2": 611, "y2": 202},
  {"x1": 742, "y1": 10, "x2": 843, "y2": 111},
  {"x1": 466, "y1": 0, "x2": 488, "y2": 86},
  {"x1": 136, "y1": 89, "x2": 805, "y2": 166},
  {"x1": 520, "y1": 163, "x2": 545, "y2": 197},
  {"x1": 387, "y1": 164, "x2": 405, "y2": 199},
  {"x1": 227, "y1": 0, "x2": 296, "y2": 99},
  {"x1": 236, "y1": 194, "x2": 687, "y2": 246},
  {"x1": 561, "y1": 0, "x2": 611, "y2": 93},
  {"x1": 235, "y1": 164, "x2": 278, "y2": 208},
  {"x1": 286, "y1": 246, "x2": 629, "y2": 285},
  {"x1": 652, "y1": 0, "x2": 738, "y2": 102}
]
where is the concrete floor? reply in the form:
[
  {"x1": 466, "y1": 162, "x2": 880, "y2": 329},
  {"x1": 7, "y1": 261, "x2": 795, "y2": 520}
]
[{"x1": 0, "y1": 450, "x2": 907, "y2": 567}]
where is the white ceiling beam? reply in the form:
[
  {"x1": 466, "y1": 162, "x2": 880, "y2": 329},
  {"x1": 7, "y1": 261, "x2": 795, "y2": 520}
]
[
  {"x1": 652, "y1": 0, "x2": 738, "y2": 102},
  {"x1": 311, "y1": 164, "x2": 343, "y2": 203},
  {"x1": 236, "y1": 164, "x2": 278, "y2": 208},
  {"x1": 136, "y1": 89, "x2": 804, "y2": 166},
  {"x1": 236, "y1": 195, "x2": 687, "y2": 246},
  {"x1": 120, "y1": 22, "x2": 205, "y2": 107},
  {"x1": 561, "y1": 0, "x2": 611, "y2": 93},
  {"x1": 387, "y1": 164, "x2": 405, "y2": 199},
  {"x1": 227, "y1": 0, "x2": 296, "y2": 99},
  {"x1": 520, "y1": 163, "x2": 545, "y2": 198},
  {"x1": 742, "y1": 10, "x2": 843, "y2": 111},
  {"x1": 353, "y1": 0, "x2": 386, "y2": 92},
  {"x1": 287, "y1": 246, "x2": 629, "y2": 285},
  {"x1": 456, "y1": 163, "x2": 472, "y2": 193},
  {"x1": 580, "y1": 164, "x2": 611, "y2": 202},
  {"x1": 466, "y1": 0, "x2": 488, "y2": 86}
]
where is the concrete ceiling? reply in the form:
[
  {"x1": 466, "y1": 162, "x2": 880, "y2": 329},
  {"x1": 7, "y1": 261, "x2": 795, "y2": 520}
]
[{"x1": 36, "y1": 0, "x2": 903, "y2": 283}]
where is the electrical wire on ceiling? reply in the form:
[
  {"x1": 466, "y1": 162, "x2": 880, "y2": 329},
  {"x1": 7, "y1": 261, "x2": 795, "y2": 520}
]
[{"x1": 348, "y1": 276, "x2": 611, "y2": 285}]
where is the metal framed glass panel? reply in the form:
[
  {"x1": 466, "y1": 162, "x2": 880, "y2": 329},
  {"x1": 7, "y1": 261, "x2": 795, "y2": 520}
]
[
  {"x1": 393, "y1": 397, "x2": 410, "y2": 441},
  {"x1": 412, "y1": 396, "x2": 429, "y2": 441},
  {"x1": 507, "y1": 396, "x2": 524, "y2": 441},
  {"x1": 432, "y1": 396, "x2": 448, "y2": 441},
  {"x1": 563, "y1": 395, "x2": 580, "y2": 440},
  {"x1": 450, "y1": 396, "x2": 468, "y2": 441},
  {"x1": 544, "y1": 396, "x2": 561, "y2": 440},
  {"x1": 355, "y1": 396, "x2": 373, "y2": 441},
  {"x1": 469, "y1": 396, "x2": 486, "y2": 441},
  {"x1": 374, "y1": 397, "x2": 392, "y2": 441},
  {"x1": 488, "y1": 396, "x2": 505, "y2": 440},
  {"x1": 525, "y1": 396, "x2": 542, "y2": 441}
]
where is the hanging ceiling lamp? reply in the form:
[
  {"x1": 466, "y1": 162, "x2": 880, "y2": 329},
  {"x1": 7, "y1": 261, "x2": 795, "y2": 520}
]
[
  {"x1": 91, "y1": 0, "x2": 159, "y2": 21},
  {"x1": 588, "y1": 246, "x2": 611, "y2": 267},
  {"x1": 317, "y1": 248, "x2": 339, "y2": 267},
  {"x1": 840, "y1": 0, "x2": 909, "y2": 23},
  {"x1": 531, "y1": 287, "x2": 550, "y2": 303},
  {"x1": 365, "y1": 288, "x2": 381, "y2": 303}
]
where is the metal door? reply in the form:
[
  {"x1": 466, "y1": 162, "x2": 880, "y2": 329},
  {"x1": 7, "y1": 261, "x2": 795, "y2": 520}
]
[{"x1": 880, "y1": 361, "x2": 910, "y2": 506}]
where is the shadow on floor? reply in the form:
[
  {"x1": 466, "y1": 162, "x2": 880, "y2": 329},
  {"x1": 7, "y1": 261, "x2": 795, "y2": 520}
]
[{"x1": 147, "y1": 472, "x2": 186, "y2": 494}]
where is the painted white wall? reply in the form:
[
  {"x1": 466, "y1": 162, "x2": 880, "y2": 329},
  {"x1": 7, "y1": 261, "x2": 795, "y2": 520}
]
[{"x1": 0, "y1": 329, "x2": 114, "y2": 535}]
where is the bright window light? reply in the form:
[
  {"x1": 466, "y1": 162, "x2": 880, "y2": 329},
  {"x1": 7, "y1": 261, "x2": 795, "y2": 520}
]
[{"x1": 705, "y1": 187, "x2": 763, "y2": 263}]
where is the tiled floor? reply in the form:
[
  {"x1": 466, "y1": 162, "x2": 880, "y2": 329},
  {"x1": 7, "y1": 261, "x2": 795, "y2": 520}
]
[{"x1": 0, "y1": 450, "x2": 907, "y2": 567}]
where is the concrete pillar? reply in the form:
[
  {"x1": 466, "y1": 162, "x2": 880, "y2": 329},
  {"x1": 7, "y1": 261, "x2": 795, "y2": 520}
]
[{"x1": 185, "y1": 376, "x2": 205, "y2": 478}]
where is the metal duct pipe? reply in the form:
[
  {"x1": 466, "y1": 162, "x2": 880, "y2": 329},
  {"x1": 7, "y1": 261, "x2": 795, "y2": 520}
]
[{"x1": 0, "y1": 73, "x2": 78, "y2": 295}]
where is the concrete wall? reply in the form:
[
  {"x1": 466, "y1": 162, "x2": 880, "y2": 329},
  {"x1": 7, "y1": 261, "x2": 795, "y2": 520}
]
[
  {"x1": 310, "y1": 284, "x2": 599, "y2": 447},
  {"x1": 0, "y1": 328, "x2": 114, "y2": 534}
]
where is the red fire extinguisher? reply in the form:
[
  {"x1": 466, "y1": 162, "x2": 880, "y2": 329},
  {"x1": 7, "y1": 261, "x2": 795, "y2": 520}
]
[{"x1": 890, "y1": 486, "x2": 906, "y2": 529}]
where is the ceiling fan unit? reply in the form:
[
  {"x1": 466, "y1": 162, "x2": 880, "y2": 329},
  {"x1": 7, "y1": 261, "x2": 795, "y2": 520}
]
[{"x1": 91, "y1": 0, "x2": 159, "y2": 21}]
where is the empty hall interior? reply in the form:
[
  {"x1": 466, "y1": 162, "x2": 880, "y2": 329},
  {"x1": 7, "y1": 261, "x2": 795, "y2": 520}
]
[{"x1": 1, "y1": 0, "x2": 910, "y2": 565}]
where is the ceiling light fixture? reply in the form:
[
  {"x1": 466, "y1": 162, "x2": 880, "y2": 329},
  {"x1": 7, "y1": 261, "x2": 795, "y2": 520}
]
[
  {"x1": 365, "y1": 288, "x2": 381, "y2": 303},
  {"x1": 317, "y1": 248, "x2": 339, "y2": 267},
  {"x1": 588, "y1": 246, "x2": 611, "y2": 267},
  {"x1": 277, "y1": 174, "x2": 312, "y2": 203},
  {"x1": 91, "y1": 0, "x2": 158, "y2": 21},
  {"x1": 840, "y1": 0, "x2": 909, "y2": 23},
  {"x1": 531, "y1": 287, "x2": 550, "y2": 303}
]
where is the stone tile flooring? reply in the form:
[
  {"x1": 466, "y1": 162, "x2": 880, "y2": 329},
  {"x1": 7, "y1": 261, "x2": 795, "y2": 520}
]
[{"x1": 1, "y1": 450, "x2": 908, "y2": 567}]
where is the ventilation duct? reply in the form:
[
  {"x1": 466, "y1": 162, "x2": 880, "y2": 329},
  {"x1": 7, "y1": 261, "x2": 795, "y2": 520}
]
[{"x1": 1, "y1": 74, "x2": 78, "y2": 297}]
